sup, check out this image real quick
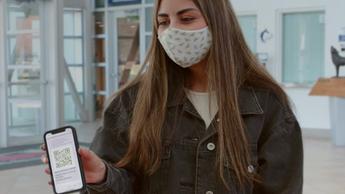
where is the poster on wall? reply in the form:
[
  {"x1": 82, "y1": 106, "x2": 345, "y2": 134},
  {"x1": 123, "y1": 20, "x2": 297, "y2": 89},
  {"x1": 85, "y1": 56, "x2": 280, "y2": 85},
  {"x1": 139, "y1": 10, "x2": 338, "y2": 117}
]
[{"x1": 108, "y1": 0, "x2": 141, "y2": 6}]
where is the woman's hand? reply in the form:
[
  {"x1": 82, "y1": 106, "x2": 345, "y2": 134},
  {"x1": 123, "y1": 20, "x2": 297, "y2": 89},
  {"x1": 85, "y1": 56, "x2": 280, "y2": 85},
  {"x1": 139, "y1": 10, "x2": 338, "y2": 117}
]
[{"x1": 40, "y1": 144, "x2": 107, "y2": 185}]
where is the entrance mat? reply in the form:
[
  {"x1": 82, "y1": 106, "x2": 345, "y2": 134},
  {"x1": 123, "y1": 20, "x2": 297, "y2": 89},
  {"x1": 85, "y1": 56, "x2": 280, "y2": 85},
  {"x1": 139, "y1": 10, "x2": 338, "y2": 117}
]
[{"x1": 0, "y1": 143, "x2": 90, "y2": 171}]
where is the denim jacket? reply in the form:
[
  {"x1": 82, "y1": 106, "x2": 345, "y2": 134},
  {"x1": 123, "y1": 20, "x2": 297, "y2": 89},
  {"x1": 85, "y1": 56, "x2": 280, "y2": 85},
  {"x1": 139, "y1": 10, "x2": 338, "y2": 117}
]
[{"x1": 85, "y1": 84, "x2": 303, "y2": 194}]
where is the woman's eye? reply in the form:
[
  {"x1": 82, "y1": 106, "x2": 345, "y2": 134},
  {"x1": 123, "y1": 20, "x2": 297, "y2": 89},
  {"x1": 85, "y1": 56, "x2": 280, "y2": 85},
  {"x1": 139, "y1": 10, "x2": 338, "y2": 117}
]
[
  {"x1": 181, "y1": 17, "x2": 195, "y2": 22},
  {"x1": 158, "y1": 21, "x2": 169, "y2": 26}
]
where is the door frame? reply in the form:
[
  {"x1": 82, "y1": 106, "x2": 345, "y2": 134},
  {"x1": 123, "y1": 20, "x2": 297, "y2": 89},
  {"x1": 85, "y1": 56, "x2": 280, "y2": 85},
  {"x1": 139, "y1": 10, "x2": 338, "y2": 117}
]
[
  {"x1": 0, "y1": 0, "x2": 8, "y2": 148},
  {"x1": 4, "y1": 0, "x2": 48, "y2": 146}
]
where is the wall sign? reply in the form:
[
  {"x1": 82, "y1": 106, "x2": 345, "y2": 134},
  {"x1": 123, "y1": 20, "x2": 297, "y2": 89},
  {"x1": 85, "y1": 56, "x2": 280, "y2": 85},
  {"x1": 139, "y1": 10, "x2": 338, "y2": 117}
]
[{"x1": 108, "y1": 0, "x2": 141, "y2": 6}]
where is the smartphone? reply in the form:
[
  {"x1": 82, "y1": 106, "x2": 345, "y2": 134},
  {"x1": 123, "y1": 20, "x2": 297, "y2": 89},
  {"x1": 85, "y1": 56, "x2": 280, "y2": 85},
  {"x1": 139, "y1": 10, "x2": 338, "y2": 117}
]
[{"x1": 43, "y1": 126, "x2": 86, "y2": 194}]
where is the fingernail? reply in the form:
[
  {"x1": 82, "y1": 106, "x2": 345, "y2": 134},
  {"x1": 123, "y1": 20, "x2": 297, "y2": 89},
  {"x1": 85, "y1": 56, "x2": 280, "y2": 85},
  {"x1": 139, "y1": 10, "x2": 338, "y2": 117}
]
[{"x1": 41, "y1": 155, "x2": 46, "y2": 163}]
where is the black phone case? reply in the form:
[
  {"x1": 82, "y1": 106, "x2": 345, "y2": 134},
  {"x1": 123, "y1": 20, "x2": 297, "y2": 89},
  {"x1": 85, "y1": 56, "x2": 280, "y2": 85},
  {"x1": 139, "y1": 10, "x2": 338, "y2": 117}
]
[{"x1": 43, "y1": 126, "x2": 86, "y2": 194}]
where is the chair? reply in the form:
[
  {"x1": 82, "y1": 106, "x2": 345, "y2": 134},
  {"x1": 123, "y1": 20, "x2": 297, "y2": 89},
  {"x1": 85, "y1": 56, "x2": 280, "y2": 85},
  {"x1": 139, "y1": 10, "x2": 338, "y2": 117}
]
[{"x1": 330, "y1": 46, "x2": 345, "y2": 77}]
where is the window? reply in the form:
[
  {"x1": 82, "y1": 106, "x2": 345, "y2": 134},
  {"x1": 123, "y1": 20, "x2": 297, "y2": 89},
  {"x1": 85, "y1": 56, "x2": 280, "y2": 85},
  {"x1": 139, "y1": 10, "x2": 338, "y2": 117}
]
[
  {"x1": 6, "y1": 0, "x2": 43, "y2": 136},
  {"x1": 63, "y1": 9, "x2": 85, "y2": 122},
  {"x1": 282, "y1": 11, "x2": 325, "y2": 84},
  {"x1": 95, "y1": 0, "x2": 105, "y2": 8},
  {"x1": 238, "y1": 15, "x2": 257, "y2": 53}
]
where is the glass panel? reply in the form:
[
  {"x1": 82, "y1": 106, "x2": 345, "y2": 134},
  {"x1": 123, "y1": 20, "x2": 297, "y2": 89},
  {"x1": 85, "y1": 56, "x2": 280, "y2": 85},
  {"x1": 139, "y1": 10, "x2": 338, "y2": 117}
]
[
  {"x1": 64, "y1": 38, "x2": 83, "y2": 65},
  {"x1": 7, "y1": 68, "x2": 40, "y2": 83},
  {"x1": 145, "y1": 0, "x2": 154, "y2": 3},
  {"x1": 238, "y1": 15, "x2": 257, "y2": 53},
  {"x1": 64, "y1": 94, "x2": 83, "y2": 122},
  {"x1": 64, "y1": 11, "x2": 74, "y2": 35},
  {"x1": 8, "y1": 84, "x2": 40, "y2": 98},
  {"x1": 8, "y1": 68, "x2": 40, "y2": 97},
  {"x1": 6, "y1": 0, "x2": 43, "y2": 141},
  {"x1": 118, "y1": 38, "x2": 139, "y2": 64},
  {"x1": 145, "y1": 7, "x2": 153, "y2": 32},
  {"x1": 64, "y1": 67, "x2": 84, "y2": 93},
  {"x1": 95, "y1": 67, "x2": 105, "y2": 91},
  {"x1": 7, "y1": 0, "x2": 40, "y2": 32},
  {"x1": 94, "y1": 38, "x2": 106, "y2": 63},
  {"x1": 117, "y1": 10, "x2": 140, "y2": 87},
  {"x1": 73, "y1": 11, "x2": 82, "y2": 36},
  {"x1": 64, "y1": 94, "x2": 78, "y2": 121},
  {"x1": 63, "y1": 10, "x2": 85, "y2": 123},
  {"x1": 9, "y1": 35, "x2": 41, "y2": 65},
  {"x1": 282, "y1": 12, "x2": 325, "y2": 84},
  {"x1": 95, "y1": 0, "x2": 105, "y2": 8},
  {"x1": 8, "y1": 100, "x2": 42, "y2": 137},
  {"x1": 94, "y1": 12, "x2": 105, "y2": 35},
  {"x1": 64, "y1": 11, "x2": 82, "y2": 36}
]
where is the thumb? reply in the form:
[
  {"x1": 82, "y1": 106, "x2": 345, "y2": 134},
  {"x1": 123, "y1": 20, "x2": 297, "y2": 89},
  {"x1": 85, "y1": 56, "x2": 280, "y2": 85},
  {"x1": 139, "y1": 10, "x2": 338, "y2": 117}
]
[{"x1": 78, "y1": 147, "x2": 94, "y2": 160}]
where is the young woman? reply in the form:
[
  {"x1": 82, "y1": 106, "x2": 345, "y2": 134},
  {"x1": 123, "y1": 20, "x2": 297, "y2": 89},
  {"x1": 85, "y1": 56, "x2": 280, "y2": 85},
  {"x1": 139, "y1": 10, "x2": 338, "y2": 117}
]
[{"x1": 42, "y1": 0, "x2": 303, "y2": 193}]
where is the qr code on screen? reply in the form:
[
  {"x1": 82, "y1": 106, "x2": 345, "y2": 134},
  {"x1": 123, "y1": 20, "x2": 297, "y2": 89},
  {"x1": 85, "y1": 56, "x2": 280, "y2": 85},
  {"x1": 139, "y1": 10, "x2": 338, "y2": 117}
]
[{"x1": 53, "y1": 147, "x2": 72, "y2": 168}]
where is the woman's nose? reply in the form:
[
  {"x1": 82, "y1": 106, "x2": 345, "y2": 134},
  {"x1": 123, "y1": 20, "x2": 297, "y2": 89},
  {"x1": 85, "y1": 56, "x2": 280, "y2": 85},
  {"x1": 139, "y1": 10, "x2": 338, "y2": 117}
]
[
  {"x1": 159, "y1": 22, "x2": 176, "y2": 34},
  {"x1": 168, "y1": 19, "x2": 182, "y2": 29}
]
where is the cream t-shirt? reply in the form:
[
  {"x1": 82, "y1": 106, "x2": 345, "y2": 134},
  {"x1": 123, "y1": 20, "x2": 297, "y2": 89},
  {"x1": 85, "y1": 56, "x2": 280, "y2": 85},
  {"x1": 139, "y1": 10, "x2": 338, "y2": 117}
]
[{"x1": 185, "y1": 88, "x2": 219, "y2": 128}]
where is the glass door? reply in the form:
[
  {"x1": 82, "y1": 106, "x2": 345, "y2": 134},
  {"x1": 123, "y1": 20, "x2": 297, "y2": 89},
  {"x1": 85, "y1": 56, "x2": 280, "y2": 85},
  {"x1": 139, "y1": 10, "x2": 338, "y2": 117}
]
[
  {"x1": 112, "y1": 9, "x2": 141, "y2": 91},
  {"x1": 282, "y1": 11, "x2": 325, "y2": 84},
  {"x1": 5, "y1": 0, "x2": 46, "y2": 146},
  {"x1": 92, "y1": 8, "x2": 141, "y2": 119}
]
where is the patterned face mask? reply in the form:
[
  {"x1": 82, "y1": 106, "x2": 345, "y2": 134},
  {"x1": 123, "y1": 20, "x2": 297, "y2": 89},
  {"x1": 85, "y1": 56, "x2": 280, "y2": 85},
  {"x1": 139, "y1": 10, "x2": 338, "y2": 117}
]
[{"x1": 158, "y1": 26, "x2": 212, "y2": 68}]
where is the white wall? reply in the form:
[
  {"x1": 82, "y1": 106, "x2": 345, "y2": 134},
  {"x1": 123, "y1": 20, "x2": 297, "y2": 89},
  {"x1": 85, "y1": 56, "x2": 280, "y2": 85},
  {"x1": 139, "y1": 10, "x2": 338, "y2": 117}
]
[{"x1": 231, "y1": 0, "x2": 345, "y2": 129}]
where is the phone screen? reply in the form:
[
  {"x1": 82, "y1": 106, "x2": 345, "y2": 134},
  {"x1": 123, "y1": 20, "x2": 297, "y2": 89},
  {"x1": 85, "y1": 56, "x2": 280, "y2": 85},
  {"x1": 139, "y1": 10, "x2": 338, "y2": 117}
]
[{"x1": 45, "y1": 127, "x2": 84, "y2": 194}]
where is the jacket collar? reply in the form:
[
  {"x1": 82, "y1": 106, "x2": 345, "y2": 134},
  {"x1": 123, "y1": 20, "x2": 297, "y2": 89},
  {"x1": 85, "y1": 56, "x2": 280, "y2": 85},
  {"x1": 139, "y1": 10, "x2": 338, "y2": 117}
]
[
  {"x1": 238, "y1": 87, "x2": 264, "y2": 115},
  {"x1": 167, "y1": 85, "x2": 264, "y2": 115}
]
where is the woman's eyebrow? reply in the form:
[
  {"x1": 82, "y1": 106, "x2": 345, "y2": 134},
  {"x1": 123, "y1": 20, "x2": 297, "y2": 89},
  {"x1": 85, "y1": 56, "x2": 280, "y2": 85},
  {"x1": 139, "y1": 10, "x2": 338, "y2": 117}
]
[
  {"x1": 157, "y1": 13, "x2": 168, "y2": 17},
  {"x1": 176, "y1": 8, "x2": 198, "y2": 15},
  {"x1": 158, "y1": 8, "x2": 198, "y2": 17}
]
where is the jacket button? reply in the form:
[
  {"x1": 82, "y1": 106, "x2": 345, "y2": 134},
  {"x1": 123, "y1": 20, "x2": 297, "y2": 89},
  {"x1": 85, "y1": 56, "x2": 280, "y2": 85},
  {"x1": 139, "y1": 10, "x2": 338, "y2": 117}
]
[
  {"x1": 206, "y1": 191, "x2": 214, "y2": 194},
  {"x1": 216, "y1": 118, "x2": 220, "y2": 122},
  {"x1": 248, "y1": 165, "x2": 255, "y2": 173},
  {"x1": 207, "y1": 143, "x2": 216, "y2": 151}
]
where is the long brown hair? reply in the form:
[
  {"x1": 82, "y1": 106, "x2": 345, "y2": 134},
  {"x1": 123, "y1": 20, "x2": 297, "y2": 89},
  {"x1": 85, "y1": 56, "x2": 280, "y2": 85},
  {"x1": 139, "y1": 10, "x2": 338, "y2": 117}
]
[{"x1": 114, "y1": 0, "x2": 289, "y2": 190}]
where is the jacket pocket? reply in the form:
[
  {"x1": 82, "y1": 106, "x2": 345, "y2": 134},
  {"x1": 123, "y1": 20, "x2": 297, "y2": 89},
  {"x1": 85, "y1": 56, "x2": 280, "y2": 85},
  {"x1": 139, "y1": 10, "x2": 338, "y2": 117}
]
[
  {"x1": 223, "y1": 144, "x2": 258, "y2": 170},
  {"x1": 222, "y1": 143, "x2": 258, "y2": 194},
  {"x1": 145, "y1": 145, "x2": 172, "y2": 194}
]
